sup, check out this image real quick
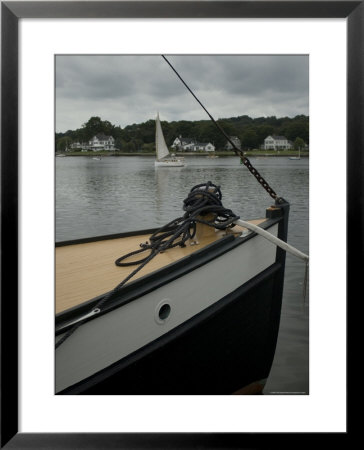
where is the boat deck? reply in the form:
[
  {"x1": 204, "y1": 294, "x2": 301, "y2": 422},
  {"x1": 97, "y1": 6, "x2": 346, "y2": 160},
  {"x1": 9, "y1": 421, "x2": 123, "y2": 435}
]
[{"x1": 56, "y1": 219, "x2": 266, "y2": 314}]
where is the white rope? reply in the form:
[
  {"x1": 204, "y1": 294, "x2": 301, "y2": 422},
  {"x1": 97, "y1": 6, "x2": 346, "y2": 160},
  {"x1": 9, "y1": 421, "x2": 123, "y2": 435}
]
[{"x1": 234, "y1": 219, "x2": 309, "y2": 263}]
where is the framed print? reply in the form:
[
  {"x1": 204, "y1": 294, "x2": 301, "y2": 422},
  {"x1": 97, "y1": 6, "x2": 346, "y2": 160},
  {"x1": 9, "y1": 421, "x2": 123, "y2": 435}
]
[{"x1": 1, "y1": 1, "x2": 357, "y2": 447}]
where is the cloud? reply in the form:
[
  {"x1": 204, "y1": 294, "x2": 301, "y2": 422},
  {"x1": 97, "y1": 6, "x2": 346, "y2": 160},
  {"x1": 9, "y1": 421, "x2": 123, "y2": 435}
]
[{"x1": 56, "y1": 54, "x2": 308, "y2": 132}]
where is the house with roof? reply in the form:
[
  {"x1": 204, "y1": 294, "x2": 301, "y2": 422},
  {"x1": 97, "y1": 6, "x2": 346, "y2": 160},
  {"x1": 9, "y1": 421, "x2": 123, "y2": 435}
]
[
  {"x1": 171, "y1": 136, "x2": 215, "y2": 152},
  {"x1": 171, "y1": 137, "x2": 195, "y2": 151},
  {"x1": 263, "y1": 135, "x2": 293, "y2": 150},
  {"x1": 193, "y1": 142, "x2": 215, "y2": 152},
  {"x1": 70, "y1": 142, "x2": 84, "y2": 150},
  {"x1": 88, "y1": 134, "x2": 115, "y2": 151},
  {"x1": 70, "y1": 134, "x2": 116, "y2": 151},
  {"x1": 225, "y1": 136, "x2": 242, "y2": 150}
]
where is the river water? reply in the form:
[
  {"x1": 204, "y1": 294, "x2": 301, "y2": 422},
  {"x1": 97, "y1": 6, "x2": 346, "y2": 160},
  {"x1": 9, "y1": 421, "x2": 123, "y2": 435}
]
[{"x1": 56, "y1": 155, "x2": 309, "y2": 394}]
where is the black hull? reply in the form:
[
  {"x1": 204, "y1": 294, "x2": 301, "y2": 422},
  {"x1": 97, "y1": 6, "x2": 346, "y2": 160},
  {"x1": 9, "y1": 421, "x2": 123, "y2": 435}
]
[
  {"x1": 61, "y1": 262, "x2": 283, "y2": 395},
  {"x1": 58, "y1": 201, "x2": 289, "y2": 395}
]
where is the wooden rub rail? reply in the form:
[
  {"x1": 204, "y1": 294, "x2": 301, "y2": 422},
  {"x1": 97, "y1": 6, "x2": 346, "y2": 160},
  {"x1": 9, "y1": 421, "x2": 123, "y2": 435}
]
[{"x1": 56, "y1": 219, "x2": 265, "y2": 314}]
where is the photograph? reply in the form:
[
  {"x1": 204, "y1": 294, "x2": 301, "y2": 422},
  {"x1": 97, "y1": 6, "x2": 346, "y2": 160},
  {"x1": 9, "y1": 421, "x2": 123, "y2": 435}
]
[
  {"x1": 1, "y1": 0, "x2": 354, "y2": 446},
  {"x1": 55, "y1": 54, "x2": 309, "y2": 395}
]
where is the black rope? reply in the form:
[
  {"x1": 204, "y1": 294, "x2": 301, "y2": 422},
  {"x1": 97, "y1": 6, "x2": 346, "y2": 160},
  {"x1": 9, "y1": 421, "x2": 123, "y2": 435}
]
[
  {"x1": 162, "y1": 55, "x2": 280, "y2": 201},
  {"x1": 56, "y1": 182, "x2": 239, "y2": 349}
]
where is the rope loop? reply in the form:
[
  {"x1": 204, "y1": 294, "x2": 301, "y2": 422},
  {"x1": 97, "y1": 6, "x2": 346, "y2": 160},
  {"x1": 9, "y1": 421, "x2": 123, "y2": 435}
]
[{"x1": 117, "y1": 181, "x2": 239, "y2": 268}]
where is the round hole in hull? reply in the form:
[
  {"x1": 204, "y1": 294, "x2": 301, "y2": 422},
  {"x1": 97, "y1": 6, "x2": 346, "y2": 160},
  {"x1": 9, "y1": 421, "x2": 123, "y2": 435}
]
[
  {"x1": 155, "y1": 299, "x2": 172, "y2": 324},
  {"x1": 158, "y1": 303, "x2": 171, "y2": 321}
]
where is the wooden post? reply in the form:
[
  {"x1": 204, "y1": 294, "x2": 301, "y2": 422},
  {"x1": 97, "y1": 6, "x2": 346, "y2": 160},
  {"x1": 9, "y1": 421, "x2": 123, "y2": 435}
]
[{"x1": 194, "y1": 213, "x2": 217, "y2": 243}]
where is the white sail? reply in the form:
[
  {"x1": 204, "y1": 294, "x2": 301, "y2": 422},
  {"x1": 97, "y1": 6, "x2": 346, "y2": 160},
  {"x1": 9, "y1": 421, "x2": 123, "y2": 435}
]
[{"x1": 155, "y1": 113, "x2": 170, "y2": 161}]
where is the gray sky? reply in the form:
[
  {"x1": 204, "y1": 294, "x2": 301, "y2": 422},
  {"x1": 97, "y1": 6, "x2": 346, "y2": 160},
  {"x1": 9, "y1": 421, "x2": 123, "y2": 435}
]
[{"x1": 56, "y1": 55, "x2": 309, "y2": 133}]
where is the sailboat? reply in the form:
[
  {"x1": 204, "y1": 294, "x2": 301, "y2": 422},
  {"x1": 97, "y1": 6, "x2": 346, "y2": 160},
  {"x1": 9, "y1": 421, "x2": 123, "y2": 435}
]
[
  {"x1": 155, "y1": 113, "x2": 185, "y2": 167},
  {"x1": 289, "y1": 147, "x2": 301, "y2": 160}
]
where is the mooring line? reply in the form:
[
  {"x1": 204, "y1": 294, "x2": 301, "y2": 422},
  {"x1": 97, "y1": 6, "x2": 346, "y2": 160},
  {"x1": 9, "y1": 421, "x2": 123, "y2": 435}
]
[{"x1": 234, "y1": 219, "x2": 309, "y2": 263}]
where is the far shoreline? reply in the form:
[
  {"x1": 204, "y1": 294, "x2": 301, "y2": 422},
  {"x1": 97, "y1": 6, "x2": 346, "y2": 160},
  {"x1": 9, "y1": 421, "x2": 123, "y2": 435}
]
[{"x1": 56, "y1": 150, "x2": 309, "y2": 158}]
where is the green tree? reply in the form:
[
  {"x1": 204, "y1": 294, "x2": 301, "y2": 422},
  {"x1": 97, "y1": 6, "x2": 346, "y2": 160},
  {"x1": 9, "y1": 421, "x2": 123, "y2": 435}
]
[
  {"x1": 241, "y1": 128, "x2": 259, "y2": 150},
  {"x1": 283, "y1": 119, "x2": 309, "y2": 143},
  {"x1": 56, "y1": 136, "x2": 72, "y2": 151},
  {"x1": 81, "y1": 116, "x2": 116, "y2": 140},
  {"x1": 141, "y1": 142, "x2": 154, "y2": 153},
  {"x1": 114, "y1": 137, "x2": 127, "y2": 151},
  {"x1": 55, "y1": 114, "x2": 309, "y2": 154},
  {"x1": 255, "y1": 125, "x2": 275, "y2": 146},
  {"x1": 294, "y1": 137, "x2": 305, "y2": 150},
  {"x1": 82, "y1": 116, "x2": 104, "y2": 137}
]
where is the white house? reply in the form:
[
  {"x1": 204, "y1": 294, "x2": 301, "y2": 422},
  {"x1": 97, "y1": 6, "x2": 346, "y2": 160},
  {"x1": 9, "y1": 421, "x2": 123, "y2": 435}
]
[
  {"x1": 88, "y1": 134, "x2": 115, "y2": 151},
  {"x1": 195, "y1": 142, "x2": 215, "y2": 152},
  {"x1": 70, "y1": 134, "x2": 116, "y2": 151},
  {"x1": 263, "y1": 135, "x2": 292, "y2": 150},
  {"x1": 171, "y1": 136, "x2": 215, "y2": 152},
  {"x1": 171, "y1": 137, "x2": 195, "y2": 151},
  {"x1": 225, "y1": 136, "x2": 241, "y2": 150},
  {"x1": 70, "y1": 142, "x2": 83, "y2": 150}
]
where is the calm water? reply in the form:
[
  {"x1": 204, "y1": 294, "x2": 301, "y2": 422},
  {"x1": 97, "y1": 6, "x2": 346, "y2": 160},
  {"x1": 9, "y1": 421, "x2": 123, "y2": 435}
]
[{"x1": 56, "y1": 155, "x2": 309, "y2": 394}]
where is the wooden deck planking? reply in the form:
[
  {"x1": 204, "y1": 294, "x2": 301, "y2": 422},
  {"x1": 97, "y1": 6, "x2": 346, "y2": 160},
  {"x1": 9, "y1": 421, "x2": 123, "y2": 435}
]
[{"x1": 56, "y1": 219, "x2": 265, "y2": 314}]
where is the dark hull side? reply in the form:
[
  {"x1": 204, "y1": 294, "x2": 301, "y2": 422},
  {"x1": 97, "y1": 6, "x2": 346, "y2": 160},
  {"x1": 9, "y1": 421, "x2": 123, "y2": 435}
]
[{"x1": 58, "y1": 200, "x2": 289, "y2": 395}]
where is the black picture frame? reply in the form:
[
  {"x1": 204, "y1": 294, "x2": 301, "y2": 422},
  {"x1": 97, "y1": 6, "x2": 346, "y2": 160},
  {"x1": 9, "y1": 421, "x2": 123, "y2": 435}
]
[{"x1": 1, "y1": 1, "x2": 356, "y2": 448}]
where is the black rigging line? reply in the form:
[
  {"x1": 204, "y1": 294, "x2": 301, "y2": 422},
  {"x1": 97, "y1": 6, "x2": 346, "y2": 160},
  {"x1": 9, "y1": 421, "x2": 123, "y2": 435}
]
[{"x1": 161, "y1": 55, "x2": 280, "y2": 202}]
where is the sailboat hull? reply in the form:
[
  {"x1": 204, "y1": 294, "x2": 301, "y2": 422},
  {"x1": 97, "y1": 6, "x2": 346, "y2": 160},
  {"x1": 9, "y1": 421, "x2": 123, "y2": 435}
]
[
  {"x1": 55, "y1": 201, "x2": 289, "y2": 395},
  {"x1": 155, "y1": 159, "x2": 185, "y2": 167}
]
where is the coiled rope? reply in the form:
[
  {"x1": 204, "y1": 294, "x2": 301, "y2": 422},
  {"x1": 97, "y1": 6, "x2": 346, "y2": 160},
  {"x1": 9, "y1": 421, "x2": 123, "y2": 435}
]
[{"x1": 56, "y1": 182, "x2": 239, "y2": 349}]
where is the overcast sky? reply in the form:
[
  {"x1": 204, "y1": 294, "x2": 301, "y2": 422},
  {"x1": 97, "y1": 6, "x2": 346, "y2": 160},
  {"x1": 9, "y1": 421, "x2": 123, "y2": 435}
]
[{"x1": 55, "y1": 55, "x2": 308, "y2": 133}]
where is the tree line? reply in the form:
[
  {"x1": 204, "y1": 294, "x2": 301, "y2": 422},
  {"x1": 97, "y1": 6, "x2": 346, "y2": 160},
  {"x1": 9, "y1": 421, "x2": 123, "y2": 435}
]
[{"x1": 55, "y1": 114, "x2": 309, "y2": 152}]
